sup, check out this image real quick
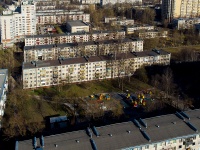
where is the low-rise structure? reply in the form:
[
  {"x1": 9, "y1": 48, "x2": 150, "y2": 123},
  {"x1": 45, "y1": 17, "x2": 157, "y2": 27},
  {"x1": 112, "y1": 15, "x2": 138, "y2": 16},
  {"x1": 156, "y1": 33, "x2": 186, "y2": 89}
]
[
  {"x1": 24, "y1": 30, "x2": 126, "y2": 46},
  {"x1": 24, "y1": 38, "x2": 143, "y2": 62},
  {"x1": 104, "y1": 17, "x2": 134, "y2": 26},
  {"x1": 125, "y1": 24, "x2": 154, "y2": 34},
  {"x1": 36, "y1": 9, "x2": 90, "y2": 24},
  {"x1": 79, "y1": 0, "x2": 142, "y2": 5},
  {"x1": 172, "y1": 18, "x2": 200, "y2": 30},
  {"x1": 17, "y1": 109, "x2": 200, "y2": 150},
  {"x1": 66, "y1": 20, "x2": 90, "y2": 33},
  {"x1": 0, "y1": 69, "x2": 8, "y2": 128},
  {"x1": 22, "y1": 49, "x2": 170, "y2": 89},
  {"x1": 137, "y1": 30, "x2": 168, "y2": 39}
]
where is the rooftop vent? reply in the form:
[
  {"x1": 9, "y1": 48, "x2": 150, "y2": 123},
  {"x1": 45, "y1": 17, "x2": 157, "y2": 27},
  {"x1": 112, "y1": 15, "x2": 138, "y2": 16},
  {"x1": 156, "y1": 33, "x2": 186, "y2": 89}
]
[
  {"x1": 127, "y1": 130, "x2": 131, "y2": 133},
  {"x1": 181, "y1": 111, "x2": 190, "y2": 120},
  {"x1": 172, "y1": 122, "x2": 176, "y2": 124},
  {"x1": 156, "y1": 125, "x2": 159, "y2": 128},
  {"x1": 55, "y1": 144, "x2": 58, "y2": 147},
  {"x1": 109, "y1": 134, "x2": 112, "y2": 137},
  {"x1": 76, "y1": 140, "x2": 79, "y2": 143},
  {"x1": 176, "y1": 112, "x2": 185, "y2": 120}
]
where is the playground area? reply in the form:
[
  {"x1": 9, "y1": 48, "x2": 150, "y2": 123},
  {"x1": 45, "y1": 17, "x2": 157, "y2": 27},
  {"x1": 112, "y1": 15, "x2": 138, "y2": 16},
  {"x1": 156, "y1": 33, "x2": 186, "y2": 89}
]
[
  {"x1": 86, "y1": 93, "x2": 111, "y2": 102},
  {"x1": 124, "y1": 89, "x2": 155, "y2": 108}
]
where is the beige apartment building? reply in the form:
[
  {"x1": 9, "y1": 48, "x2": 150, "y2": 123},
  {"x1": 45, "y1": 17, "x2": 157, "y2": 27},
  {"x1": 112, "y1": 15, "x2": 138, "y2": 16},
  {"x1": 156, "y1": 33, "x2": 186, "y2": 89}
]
[
  {"x1": 66, "y1": 21, "x2": 90, "y2": 33},
  {"x1": 24, "y1": 30, "x2": 126, "y2": 46},
  {"x1": 36, "y1": 10, "x2": 90, "y2": 24},
  {"x1": 125, "y1": 24, "x2": 155, "y2": 34},
  {"x1": 24, "y1": 38, "x2": 143, "y2": 62},
  {"x1": 22, "y1": 49, "x2": 171, "y2": 89},
  {"x1": 138, "y1": 30, "x2": 168, "y2": 39},
  {"x1": 162, "y1": 0, "x2": 200, "y2": 22}
]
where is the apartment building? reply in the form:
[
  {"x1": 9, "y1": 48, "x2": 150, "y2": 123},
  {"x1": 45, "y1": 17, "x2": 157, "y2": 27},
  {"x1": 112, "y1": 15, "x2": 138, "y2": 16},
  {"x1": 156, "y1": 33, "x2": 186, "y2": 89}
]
[
  {"x1": 172, "y1": 18, "x2": 200, "y2": 30},
  {"x1": 137, "y1": 30, "x2": 168, "y2": 39},
  {"x1": 22, "y1": 49, "x2": 170, "y2": 89},
  {"x1": 79, "y1": 0, "x2": 142, "y2": 5},
  {"x1": 0, "y1": 0, "x2": 36, "y2": 47},
  {"x1": 35, "y1": 0, "x2": 70, "y2": 10},
  {"x1": 36, "y1": 10, "x2": 90, "y2": 24},
  {"x1": 24, "y1": 38, "x2": 143, "y2": 62},
  {"x1": 125, "y1": 24, "x2": 154, "y2": 34},
  {"x1": 17, "y1": 109, "x2": 200, "y2": 150},
  {"x1": 66, "y1": 20, "x2": 90, "y2": 33},
  {"x1": 104, "y1": 17, "x2": 134, "y2": 26},
  {"x1": 24, "y1": 30, "x2": 126, "y2": 46},
  {"x1": 162, "y1": 0, "x2": 200, "y2": 22},
  {"x1": 0, "y1": 69, "x2": 8, "y2": 128}
]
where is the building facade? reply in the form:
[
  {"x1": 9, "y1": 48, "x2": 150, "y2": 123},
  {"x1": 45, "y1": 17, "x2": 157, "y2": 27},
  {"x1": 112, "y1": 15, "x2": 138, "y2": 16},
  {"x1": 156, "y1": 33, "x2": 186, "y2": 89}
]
[
  {"x1": 66, "y1": 20, "x2": 90, "y2": 33},
  {"x1": 162, "y1": 0, "x2": 200, "y2": 22},
  {"x1": 172, "y1": 18, "x2": 200, "y2": 30},
  {"x1": 125, "y1": 25, "x2": 155, "y2": 34},
  {"x1": 0, "y1": 0, "x2": 36, "y2": 47},
  {"x1": 22, "y1": 49, "x2": 170, "y2": 89},
  {"x1": 36, "y1": 10, "x2": 90, "y2": 24},
  {"x1": 17, "y1": 109, "x2": 200, "y2": 150},
  {"x1": 138, "y1": 30, "x2": 168, "y2": 39},
  {"x1": 79, "y1": 0, "x2": 142, "y2": 5},
  {"x1": 0, "y1": 69, "x2": 8, "y2": 128},
  {"x1": 24, "y1": 38, "x2": 143, "y2": 62},
  {"x1": 24, "y1": 30, "x2": 126, "y2": 46}
]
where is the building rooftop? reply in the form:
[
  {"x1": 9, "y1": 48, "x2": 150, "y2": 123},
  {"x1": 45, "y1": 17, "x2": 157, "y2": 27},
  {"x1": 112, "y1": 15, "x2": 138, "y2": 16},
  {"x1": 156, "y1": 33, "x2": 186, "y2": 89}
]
[
  {"x1": 22, "y1": 50, "x2": 170, "y2": 69},
  {"x1": 25, "y1": 30, "x2": 125, "y2": 39},
  {"x1": 0, "y1": 69, "x2": 8, "y2": 99},
  {"x1": 17, "y1": 109, "x2": 200, "y2": 150},
  {"x1": 67, "y1": 20, "x2": 89, "y2": 27},
  {"x1": 24, "y1": 38, "x2": 142, "y2": 51}
]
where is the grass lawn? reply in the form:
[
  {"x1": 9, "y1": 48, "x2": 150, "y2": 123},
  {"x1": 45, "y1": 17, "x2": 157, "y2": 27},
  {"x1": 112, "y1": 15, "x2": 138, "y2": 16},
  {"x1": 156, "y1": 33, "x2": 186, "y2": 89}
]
[{"x1": 33, "y1": 77, "x2": 152, "y2": 98}]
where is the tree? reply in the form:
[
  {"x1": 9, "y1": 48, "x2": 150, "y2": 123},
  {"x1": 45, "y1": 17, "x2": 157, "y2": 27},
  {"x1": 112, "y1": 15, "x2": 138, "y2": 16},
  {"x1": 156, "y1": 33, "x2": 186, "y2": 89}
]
[
  {"x1": 161, "y1": 68, "x2": 174, "y2": 99},
  {"x1": 179, "y1": 48, "x2": 198, "y2": 62},
  {"x1": 134, "y1": 66, "x2": 149, "y2": 83}
]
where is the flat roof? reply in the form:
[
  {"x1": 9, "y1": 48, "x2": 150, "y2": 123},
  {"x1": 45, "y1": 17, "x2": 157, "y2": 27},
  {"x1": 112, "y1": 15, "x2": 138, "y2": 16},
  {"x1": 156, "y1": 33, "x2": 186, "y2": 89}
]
[
  {"x1": 25, "y1": 30, "x2": 125, "y2": 39},
  {"x1": 22, "y1": 50, "x2": 170, "y2": 69},
  {"x1": 24, "y1": 38, "x2": 142, "y2": 51},
  {"x1": 67, "y1": 20, "x2": 89, "y2": 27},
  {"x1": 17, "y1": 109, "x2": 200, "y2": 150},
  {"x1": 0, "y1": 69, "x2": 8, "y2": 99}
]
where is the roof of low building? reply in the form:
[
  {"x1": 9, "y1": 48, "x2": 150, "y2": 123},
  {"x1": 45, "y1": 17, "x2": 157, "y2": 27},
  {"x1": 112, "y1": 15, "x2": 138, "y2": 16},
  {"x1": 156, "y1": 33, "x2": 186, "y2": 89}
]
[
  {"x1": 0, "y1": 69, "x2": 8, "y2": 99},
  {"x1": 17, "y1": 109, "x2": 200, "y2": 150},
  {"x1": 66, "y1": 20, "x2": 89, "y2": 27},
  {"x1": 22, "y1": 50, "x2": 170, "y2": 69}
]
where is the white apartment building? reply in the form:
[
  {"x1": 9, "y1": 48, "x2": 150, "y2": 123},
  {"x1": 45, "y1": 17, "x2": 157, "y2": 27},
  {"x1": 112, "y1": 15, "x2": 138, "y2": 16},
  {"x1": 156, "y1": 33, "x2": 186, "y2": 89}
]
[
  {"x1": 24, "y1": 30, "x2": 126, "y2": 46},
  {"x1": 0, "y1": 0, "x2": 36, "y2": 47},
  {"x1": 172, "y1": 18, "x2": 200, "y2": 30},
  {"x1": 17, "y1": 109, "x2": 200, "y2": 150},
  {"x1": 66, "y1": 20, "x2": 90, "y2": 33},
  {"x1": 138, "y1": 30, "x2": 168, "y2": 39},
  {"x1": 79, "y1": 0, "x2": 142, "y2": 5},
  {"x1": 36, "y1": 10, "x2": 90, "y2": 24},
  {"x1": 162, "y1": 0, "x2": 200, "y2": 22},
  {"x1": 125, "y1": 24, "x2": 155, "y2": 34},
  {"x1": 0, "y1": 69, "x2": 8, "y2": 128},
  {"x1": 22, "y1": 49, "x2": 170, "y2": 89},
  {"x1": 23, "y1": 38, "x2": 143, "y2": 62}
]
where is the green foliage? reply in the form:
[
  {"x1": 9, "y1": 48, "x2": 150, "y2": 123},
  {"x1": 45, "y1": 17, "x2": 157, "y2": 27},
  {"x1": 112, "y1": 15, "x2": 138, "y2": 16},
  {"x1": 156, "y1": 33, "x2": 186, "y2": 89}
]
[{"x1": 55, "y1": 25, "x2": 64, "y2": 34}]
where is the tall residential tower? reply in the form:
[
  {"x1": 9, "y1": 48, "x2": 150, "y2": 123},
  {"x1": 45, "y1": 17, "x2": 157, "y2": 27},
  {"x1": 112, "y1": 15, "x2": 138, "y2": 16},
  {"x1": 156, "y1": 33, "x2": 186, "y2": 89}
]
[
  {"x1": 0, "y1": 0, "x2": 36, "y2": 48},
  {"x1": 162, "y1": 0, "x2": 200, "y2": 22}
]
